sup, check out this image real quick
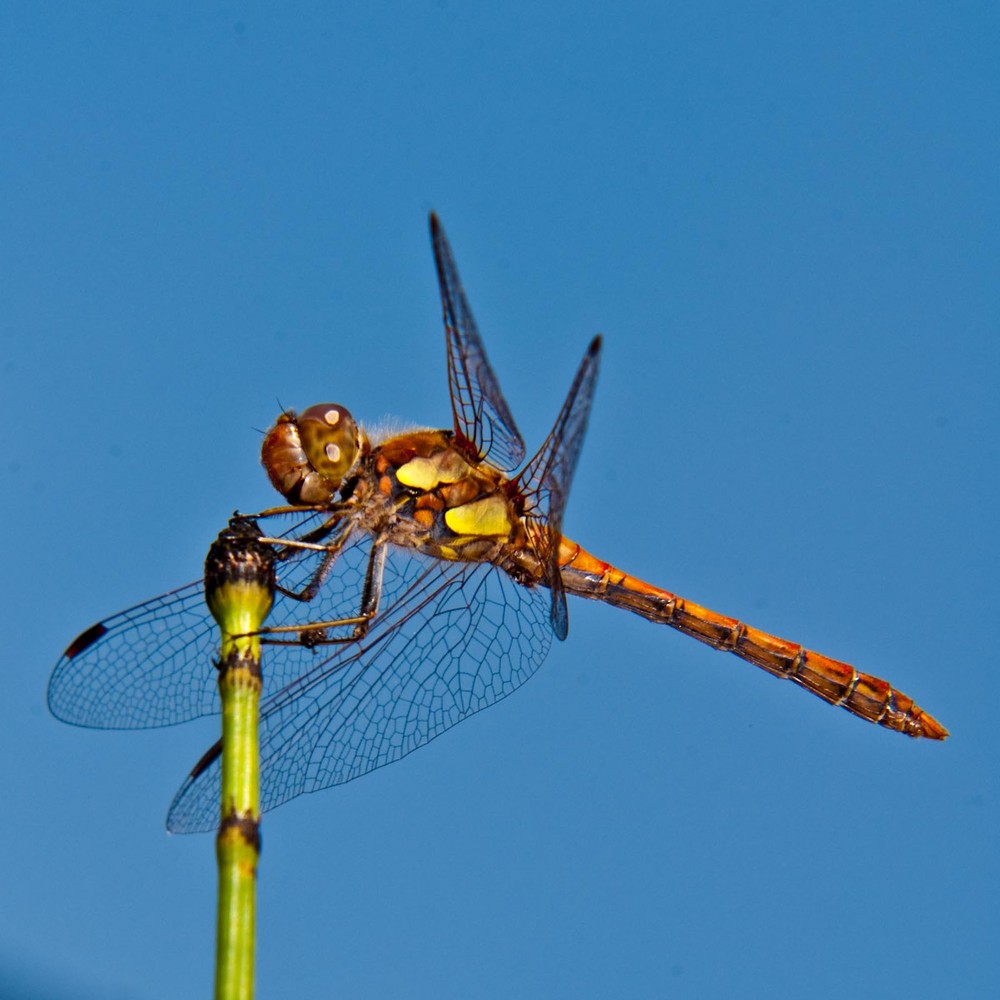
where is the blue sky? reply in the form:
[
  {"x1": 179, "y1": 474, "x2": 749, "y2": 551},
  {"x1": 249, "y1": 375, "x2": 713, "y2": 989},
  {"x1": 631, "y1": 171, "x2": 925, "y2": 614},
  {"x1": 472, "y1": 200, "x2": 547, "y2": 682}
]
[{"x1": 2, "y1": 3, "x2": 997, "y2": 997}]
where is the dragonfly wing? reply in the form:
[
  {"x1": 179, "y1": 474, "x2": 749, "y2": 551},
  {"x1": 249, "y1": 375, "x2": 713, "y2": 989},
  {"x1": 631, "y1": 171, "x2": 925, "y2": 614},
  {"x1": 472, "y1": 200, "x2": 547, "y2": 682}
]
[
  {"x1": 516, "y1": 335, "x2": 602, "y2": 640},
  {"x1": 167, "y1": 545, "x2": 552, "y2": 833},
  {"x1": 48, "y1": 579, "x2": 219, "y2": 729},
  {"x1": 47, "y1": 513, "x2": 371, "y2": 730},
  {"x1": 430, "y1": 213, "x2": 526, "y2": 472}
]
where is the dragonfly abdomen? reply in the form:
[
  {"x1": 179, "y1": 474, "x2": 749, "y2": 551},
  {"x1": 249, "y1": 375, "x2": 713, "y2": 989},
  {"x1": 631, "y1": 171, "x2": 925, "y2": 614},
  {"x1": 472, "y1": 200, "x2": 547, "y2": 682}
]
[{"x1": 557, "y1": 538, "x2": 948, "y2": 740}]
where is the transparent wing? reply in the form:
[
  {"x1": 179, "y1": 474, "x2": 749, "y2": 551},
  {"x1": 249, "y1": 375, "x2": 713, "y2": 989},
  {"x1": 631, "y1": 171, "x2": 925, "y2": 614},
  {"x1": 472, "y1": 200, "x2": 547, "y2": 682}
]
[
  {"x1": 515, "y1": 335, "x2": 602, "y2": 639},
  {"x1": 430, "y1": 213, "x2": 526, "y2": 472},
  {"x1": 48, "y1": 578, "x2": 219, "y2": 729},
  {"x1": 167, "y1": 543, "x2": 553, "y2": 833},
  {"x1": 47, "y1": 512, "x2": 372, "y2": 730}
]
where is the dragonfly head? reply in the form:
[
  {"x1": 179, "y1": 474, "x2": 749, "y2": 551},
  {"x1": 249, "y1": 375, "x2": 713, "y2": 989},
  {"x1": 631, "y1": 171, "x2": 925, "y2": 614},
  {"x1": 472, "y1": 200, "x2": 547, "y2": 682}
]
[{"x1": 261, "y1": 403, "x2": 366, "y2": 505}]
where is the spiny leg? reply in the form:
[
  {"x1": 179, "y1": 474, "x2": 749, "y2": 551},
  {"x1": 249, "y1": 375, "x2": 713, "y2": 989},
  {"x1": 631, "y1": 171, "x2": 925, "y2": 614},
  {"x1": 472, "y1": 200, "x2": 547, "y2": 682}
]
[{"x1": 241, "y1": 540, "x2": 387, "y2": 648}]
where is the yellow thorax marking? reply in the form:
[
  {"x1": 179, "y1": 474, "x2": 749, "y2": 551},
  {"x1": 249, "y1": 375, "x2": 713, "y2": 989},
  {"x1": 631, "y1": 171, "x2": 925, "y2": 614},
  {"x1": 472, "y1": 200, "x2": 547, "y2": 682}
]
[
  {"x1": 396, "y1": 450, "x2": 470, "y2": 491},
  {"x1": 444, "y1": 496, "x2": 512, "y2": 538}
]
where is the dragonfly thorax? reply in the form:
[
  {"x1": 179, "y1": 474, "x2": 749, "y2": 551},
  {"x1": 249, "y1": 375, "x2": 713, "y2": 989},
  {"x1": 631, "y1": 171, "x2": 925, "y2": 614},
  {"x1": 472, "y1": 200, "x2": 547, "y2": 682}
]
[{"x1": 261, "y1": 403, "x2": 367, "y2": 505}]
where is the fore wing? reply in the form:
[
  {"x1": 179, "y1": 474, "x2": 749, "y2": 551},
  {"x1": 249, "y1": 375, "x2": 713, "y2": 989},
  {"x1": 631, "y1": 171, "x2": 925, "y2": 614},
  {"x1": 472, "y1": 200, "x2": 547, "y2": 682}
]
[
  {"x1": 430, "y1": 213, "x2": 526, "y2": 472},
  {"x1": 48, "y1": 513, "x2": 364, "y2": 729}
]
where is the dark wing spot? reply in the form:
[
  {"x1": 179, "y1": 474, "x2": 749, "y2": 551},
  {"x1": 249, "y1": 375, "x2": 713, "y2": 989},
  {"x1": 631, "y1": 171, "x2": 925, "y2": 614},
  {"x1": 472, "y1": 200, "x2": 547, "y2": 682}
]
[
  {"x1": 188, "y1": 739, "x2": 223, "y2": 782},
  {"x1": 63, "y1": 621, "x2": 109, "y2": 659}
]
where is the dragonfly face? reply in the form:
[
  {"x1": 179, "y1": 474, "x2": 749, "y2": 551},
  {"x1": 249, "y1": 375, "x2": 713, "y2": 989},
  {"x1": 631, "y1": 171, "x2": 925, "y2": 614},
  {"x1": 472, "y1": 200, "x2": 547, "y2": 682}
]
[
  {"x1": 261, "y1": 403, "x2": 367, "y2": 505},
  {"x1": 49, "y1": 213, "x2": 946, "y2": 836}
]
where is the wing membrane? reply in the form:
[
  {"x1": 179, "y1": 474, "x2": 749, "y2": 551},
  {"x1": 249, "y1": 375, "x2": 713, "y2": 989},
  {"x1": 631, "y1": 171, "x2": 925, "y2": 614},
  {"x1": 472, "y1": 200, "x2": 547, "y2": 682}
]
[
  {"x1": 430, "y1": 213, "x2": 526, "y2": 472},
  {"x1": 48, "y1": 513, "x2": 367, "y2": 729},
  {"x1": 167, "y1": 548, "x2": 552, "y2": 833},
  {"x1": 515, "y1": 336, "x2": 602, "y2": 639}
]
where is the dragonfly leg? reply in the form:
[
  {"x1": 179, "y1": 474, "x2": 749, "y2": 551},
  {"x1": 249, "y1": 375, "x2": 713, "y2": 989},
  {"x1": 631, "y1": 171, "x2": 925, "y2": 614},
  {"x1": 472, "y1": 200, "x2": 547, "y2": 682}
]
[
  {"x1": 262, "y1": 521, "x2": 354, "y2": 604},
  {"x1": 247, "y1": 541, "x2": 387, "y2": 648},
  {"x1": 245, "y1": 502, "x2": 350, "y2": 520},
  {"x1": 354, "y1": 540, "x2": 387, "y2": 637},
  {"x1": 256, "y1": 614, "x2": 375, "y2": 647}
]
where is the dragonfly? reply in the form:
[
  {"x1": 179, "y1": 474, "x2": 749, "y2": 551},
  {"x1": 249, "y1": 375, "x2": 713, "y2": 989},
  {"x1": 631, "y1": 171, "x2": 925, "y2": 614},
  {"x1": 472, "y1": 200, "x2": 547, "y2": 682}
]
[{"x1": 49, "y1": 214, "x2": 947, "y2": 834}]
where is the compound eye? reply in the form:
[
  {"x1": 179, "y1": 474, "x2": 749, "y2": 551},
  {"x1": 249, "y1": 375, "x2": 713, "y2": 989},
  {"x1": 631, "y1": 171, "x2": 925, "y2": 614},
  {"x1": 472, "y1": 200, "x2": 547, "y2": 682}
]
[{"x1": 297, "y1": 404, "x2": 360, "y2": 487}]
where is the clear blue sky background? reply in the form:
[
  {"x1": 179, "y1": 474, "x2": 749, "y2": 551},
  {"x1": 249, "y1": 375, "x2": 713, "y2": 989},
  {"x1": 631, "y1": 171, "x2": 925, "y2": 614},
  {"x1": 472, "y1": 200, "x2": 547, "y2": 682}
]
[{"x1": 3, "y1": 4, "x2": 997, "y2": 998}]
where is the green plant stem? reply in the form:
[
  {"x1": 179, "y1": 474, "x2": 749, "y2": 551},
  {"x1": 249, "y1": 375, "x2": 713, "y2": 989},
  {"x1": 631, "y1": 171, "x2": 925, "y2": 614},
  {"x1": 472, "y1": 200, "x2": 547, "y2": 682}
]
[{"x1": 204, "y1": 519, "x2": 275, "y2": 1000}]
